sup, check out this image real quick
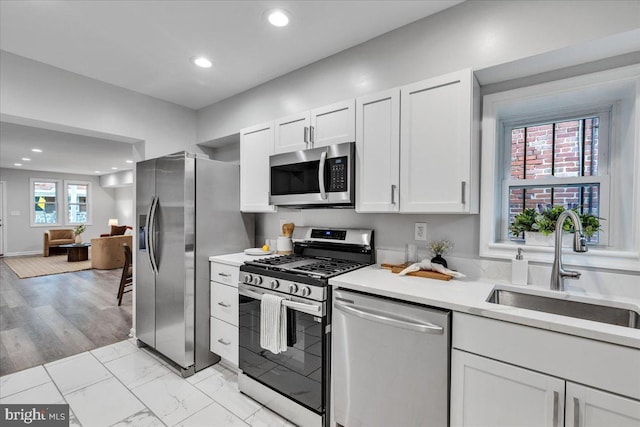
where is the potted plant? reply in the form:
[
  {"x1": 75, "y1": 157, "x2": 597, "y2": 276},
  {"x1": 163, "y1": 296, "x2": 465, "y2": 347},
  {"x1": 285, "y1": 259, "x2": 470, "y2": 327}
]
[
  {"x1": 428, "y1": 239, "x2": 453, "y2": 268},
  {"x1": 73, "y1": 224, "x2": 86, "y2": 244},
  {"x1": 509, "y1": 206, "x2": 602, "y2": 246}
]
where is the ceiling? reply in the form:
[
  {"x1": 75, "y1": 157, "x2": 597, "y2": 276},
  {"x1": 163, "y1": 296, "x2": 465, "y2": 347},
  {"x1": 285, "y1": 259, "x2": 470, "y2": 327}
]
[
  {"x1": 0, "y1": 0, "x2": 463, "y2": 110},
  {"x1": 0, "y1": 122, "x2": 134, "y2": 176},
  {"x1": 0, "y1": 0, "x2": 463, "y2": 176}
]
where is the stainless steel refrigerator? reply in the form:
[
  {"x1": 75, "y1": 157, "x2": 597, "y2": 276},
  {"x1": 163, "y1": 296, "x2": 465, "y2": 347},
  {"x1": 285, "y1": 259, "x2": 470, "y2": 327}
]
[{"x1": 136, "y1": 151, "x2": 254, "y2": 377}]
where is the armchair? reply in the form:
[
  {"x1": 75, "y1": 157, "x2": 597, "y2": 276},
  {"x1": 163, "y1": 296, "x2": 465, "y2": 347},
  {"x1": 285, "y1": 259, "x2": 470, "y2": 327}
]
[
  {"x1": 43, "y1": 229, "x2": 75, "y2": 257},
  {"x1": 91, "y1": 235, "x2": 133, "y2": 270}
]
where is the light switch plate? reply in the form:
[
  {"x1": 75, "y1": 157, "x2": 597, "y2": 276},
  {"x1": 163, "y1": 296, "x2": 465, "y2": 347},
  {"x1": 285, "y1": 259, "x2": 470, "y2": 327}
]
[{"x1": 414, "y1": 222, "x2": 427, "y2": 241}]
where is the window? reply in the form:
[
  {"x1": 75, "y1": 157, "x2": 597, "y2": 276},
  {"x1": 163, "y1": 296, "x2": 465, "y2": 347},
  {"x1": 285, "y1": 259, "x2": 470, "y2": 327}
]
[
  {"x1": 31, "y1": 179, "x2": 60, "y2": 225},
  {"x1": 30, "y1": 179, "x2": 93, "y2": 227},
  {"x1": 503, "y1": 112, "x2": 609, "y2": 245},
  {"x1": 66, "y1": 181, "x2": 90, "y2": 224},
  {"x1": 480, "y1": 65, "x2": 640, "y2": 271}
]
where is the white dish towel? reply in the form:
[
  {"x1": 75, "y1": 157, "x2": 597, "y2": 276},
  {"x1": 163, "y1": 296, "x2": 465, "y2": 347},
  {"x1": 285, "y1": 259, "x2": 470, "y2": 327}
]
[{"x1": 260, "y1": 293, "x2": 287, "y2": 354}]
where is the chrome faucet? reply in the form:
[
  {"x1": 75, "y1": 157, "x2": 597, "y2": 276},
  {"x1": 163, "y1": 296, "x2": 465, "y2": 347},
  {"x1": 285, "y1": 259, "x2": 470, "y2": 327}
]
[{"x1": 550, "y1": 210, "x2": 588, "y2": 291}]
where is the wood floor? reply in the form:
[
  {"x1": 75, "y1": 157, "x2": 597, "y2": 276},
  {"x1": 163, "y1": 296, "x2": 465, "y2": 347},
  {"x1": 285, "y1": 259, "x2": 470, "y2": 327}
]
[{"x1": 0, "y1": 258, "x2": 132, "y2": 376}]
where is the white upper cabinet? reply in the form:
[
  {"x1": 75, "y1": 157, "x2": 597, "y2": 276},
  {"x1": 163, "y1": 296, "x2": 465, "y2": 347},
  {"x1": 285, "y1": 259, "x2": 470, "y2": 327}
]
[
  {"x1": 274, "y1": 99, "x2": 355, "y2": 154},
  {"x1": 274, "y1": 112, "x2": 310, "y2": 154},
  {"x1": 309, "y1": 99, "x2": 355, "y2": 148},
  {"x1": 240, "y1": 122, "x2": 277, "y2": 212},
  {"x1": 356, "y1": 88, "x2": 400, "y2": 212},
  {"x1": 400, "y1": 68, "x2": 479, "y2": 214}
]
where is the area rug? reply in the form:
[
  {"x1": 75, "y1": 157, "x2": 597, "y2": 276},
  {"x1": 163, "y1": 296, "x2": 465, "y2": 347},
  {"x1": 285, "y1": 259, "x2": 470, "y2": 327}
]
[{"x1": 3, "y1": 255, "x2": 92, "y2": 279}]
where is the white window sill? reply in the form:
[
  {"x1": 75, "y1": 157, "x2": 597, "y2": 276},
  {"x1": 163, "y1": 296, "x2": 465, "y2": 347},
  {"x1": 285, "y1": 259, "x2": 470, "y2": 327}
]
[{"x1": 482, "y1": 242, "x2": 640, "y2": 272}]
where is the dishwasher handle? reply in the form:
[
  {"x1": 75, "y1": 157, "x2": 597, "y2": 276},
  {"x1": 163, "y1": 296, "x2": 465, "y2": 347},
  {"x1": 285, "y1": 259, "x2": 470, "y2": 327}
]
[{"x1": 334, "y1": 301, "x2": 444, "y2": 334}]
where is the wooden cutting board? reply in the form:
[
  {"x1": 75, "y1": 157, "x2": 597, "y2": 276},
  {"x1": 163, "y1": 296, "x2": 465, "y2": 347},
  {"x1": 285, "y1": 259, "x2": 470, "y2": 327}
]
[{"x1": 381, "y1": 263, "x2": 452, "y2": 281}]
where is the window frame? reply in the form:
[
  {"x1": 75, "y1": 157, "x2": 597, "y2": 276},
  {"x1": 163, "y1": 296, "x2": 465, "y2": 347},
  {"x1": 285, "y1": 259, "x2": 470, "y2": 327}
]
[
  {"x1": 64, "y1": 180, "x2": 92, "y2": 226},
  {"x1": 479, "y1": 65, "x2": 640, "y2": 272},
  {"x1": 30, "y1": 178, "x2": 61, "y2": 227},
  {"x1": 499, "y1": 109, "x2": 611, "y2": 246}
]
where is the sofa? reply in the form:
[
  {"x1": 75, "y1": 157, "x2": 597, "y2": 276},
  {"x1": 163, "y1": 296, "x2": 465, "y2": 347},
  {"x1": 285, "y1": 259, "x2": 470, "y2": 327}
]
[
  {"x1": 91, "y1": 235, "x2": 133, "y2": 270},
  {"x1": 43, "y1": 229, "x2": 75, "y2": 256}
]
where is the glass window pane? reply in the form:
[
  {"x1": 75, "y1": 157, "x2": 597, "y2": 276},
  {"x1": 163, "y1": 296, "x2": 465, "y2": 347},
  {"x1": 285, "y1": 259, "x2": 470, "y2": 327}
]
[
  {"x1": 33, "y1": 181, "x2": 58, "y2": 224},
  {"x1": 510, "y1": 128, "x2": 525, "y2": 179},
  {"x1": 583, "y1": 117, "x2": 598, "y2": 176},
  {"x1": 525, "y1": 124, "x2": 553, "y2": 179},
  {"x1": 553, "y1": 120, "x2": 581, "y2": 178},
  {"x1": 67, "y1": 184, "x2": 88, "y2": 203},
  {"x1": 508, "y1": 184, "x2": 600, "y2": 243}
]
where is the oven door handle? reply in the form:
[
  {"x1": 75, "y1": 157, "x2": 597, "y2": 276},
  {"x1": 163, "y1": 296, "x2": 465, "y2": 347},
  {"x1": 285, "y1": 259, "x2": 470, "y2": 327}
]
[{"x1": 239, "y1": 287, "x2": 323, "y2": 316}]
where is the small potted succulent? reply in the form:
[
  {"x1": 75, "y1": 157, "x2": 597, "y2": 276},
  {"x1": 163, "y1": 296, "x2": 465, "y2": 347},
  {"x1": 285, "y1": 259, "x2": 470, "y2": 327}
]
[
  {"x1": 428, "y1": 239, "x2": 453, "y2": 268},
  {"x1": 73, "y1": 224, "x2": 86, "y2": 244}
]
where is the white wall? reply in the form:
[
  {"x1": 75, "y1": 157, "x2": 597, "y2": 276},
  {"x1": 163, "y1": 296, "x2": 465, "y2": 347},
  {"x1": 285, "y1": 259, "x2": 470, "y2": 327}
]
[
  {"x1": 0, "y1": 167, "x2": 118, "y2": 255},
  {"x1": 114, "y1": 186, "x2": 134, "y2": 229},
  {"x1": 196, "y1": 0, "x2": 640, "y2": 281},
  {"x1": 196, "y1": 0, "x2": 640, "y2": 143},
  {"x1": 0, "y1": 51, "x2": 198, "y2": 159}
]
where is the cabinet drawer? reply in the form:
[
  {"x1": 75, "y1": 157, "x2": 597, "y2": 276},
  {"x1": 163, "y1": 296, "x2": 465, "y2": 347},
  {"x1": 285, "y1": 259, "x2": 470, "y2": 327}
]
[
  {"x1": 211, "y1": 282, "x2": 238, "y2": 326},
  {"x1": 210, "y1": 262, "x2": 239, "y2": 287},
  {"x1": 210, "y1": 317, "x2": 238, "y2": 366}
]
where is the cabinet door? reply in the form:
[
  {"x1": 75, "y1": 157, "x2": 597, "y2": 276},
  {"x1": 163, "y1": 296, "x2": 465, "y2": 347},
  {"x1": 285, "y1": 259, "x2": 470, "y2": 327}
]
[
  {"x1": 310, "y1": 99, "x2": 355, "y2": 148},
  {"x1": 400, "y1": 68, "x2": 478, "y2": 213},
  {"x1": 240, "y1": 122, "x2": 276, "y2": 212},
  {"x1": 274, "y1": 112, "x2": 310, "y2": 154},
  {"x1": 355, "y1": 88, "x2": 400, "y2": 212},
  {"x1": 451, "y1": 350, "x2": 565, "y2": 427},
  {"x1": 566, "y1": 382, "x2": 640, "y2": 427},
  {"x1": 210, "y1": 282, "x2": 238, "y2": 326},
  {"x1": 210, "y1": 317, "x2": 238, "y2": 366}
]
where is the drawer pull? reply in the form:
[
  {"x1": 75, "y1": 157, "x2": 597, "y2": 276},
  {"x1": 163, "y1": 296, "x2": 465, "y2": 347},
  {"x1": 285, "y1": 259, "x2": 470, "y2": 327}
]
[
  {"x1": 217, "y1": 338, "x2": 231, "y2": 346},
  {"x1": 217, "y1": 302, "x2": 231, "y2": 308},
  {"x1": 218, "y1": 272, "x2": 231, "y2": 278}
]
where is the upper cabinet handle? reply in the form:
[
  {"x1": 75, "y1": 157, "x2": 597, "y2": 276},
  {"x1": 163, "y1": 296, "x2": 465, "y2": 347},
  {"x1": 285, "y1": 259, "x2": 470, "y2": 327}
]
[
  {"x1": 461, "y1": 181, "x2": 466, "y2": 204},
  {"x1": 391, "y1": 184, "x2": 397, "y2": 204},
  {"x1": 310, "y1": 125, "x2": 315, "y2": 145},
  {"x1": 304, "y1": 126, "x2": 309, "y2": 144}
]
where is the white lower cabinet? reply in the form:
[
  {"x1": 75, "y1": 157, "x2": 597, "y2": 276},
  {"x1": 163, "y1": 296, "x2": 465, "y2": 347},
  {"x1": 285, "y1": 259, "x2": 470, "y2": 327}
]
[
  {"x1": 566, "y1": 382, "x2": 640, "y2": 427},
  {"x1": 451, "y1": 313, "x2": 640, "y2": 427},
  {"x1": 209, "y1": 260, "x2": 240, "y2": 367},
  {"x1": 451, "y1": 350, "x2": 564, "y2": 427}
]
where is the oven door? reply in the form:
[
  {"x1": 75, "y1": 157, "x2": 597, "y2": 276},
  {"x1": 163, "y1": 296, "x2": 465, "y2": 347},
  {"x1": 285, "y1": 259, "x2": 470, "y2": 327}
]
[
  {"x1": 238, "y1": 283, "x2": 328, "y2": 415},
  {"x1": 269, "y1": 141, "x2": 354, "y2": 207}
]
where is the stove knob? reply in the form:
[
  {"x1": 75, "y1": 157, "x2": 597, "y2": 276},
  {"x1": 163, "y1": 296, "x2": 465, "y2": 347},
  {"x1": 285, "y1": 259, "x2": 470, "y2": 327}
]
[
  {"x1": 253, "y1": 276, "x2": 263, "y2": 285},
  {"x1": 270, "y1": 280, "x2": 280, "y2": 290},
  {"x1": 300, "y1": 287, "x2": 311, "y2": 297},
  {"x1": 244, "y1": 274, "x2": 253, "y2": 284},
  {"x1": 289, "y1": 284, "x2": 298, "y2": 294}
]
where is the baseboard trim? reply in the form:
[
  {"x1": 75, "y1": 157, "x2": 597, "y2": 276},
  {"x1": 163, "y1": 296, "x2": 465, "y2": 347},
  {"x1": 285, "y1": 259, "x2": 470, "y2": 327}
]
[{"x1": 4, "y1": 251, "x2": 41, "y2": 257}]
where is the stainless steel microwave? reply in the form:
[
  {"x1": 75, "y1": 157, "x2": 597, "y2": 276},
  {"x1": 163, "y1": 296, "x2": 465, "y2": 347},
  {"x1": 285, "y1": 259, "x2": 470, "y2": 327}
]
[{"x1": 269, "y1": 142, "x2": 355, "y2": 208}]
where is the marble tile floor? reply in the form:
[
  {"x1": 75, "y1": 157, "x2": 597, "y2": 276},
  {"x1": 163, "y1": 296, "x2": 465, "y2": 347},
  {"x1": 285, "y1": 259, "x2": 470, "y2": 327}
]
[{"x1": 0, "y1": 339, "x2": 297, "y2": 427}]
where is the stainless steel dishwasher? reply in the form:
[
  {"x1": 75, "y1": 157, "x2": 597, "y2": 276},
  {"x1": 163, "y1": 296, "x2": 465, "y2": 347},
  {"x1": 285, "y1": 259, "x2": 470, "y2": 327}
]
[{"x1": 332, "y1": 289, "x2": 450, "y2": 427}]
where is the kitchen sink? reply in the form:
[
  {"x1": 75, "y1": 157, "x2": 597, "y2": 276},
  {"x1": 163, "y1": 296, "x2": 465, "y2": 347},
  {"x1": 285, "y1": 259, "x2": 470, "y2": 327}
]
[{"x1": 487, "y1": 288, "x2": 640, "y2": 329}]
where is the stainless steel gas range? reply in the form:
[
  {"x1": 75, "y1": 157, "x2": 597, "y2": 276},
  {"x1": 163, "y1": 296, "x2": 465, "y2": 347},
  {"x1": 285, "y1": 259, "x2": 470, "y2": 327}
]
[{"x1": 237, "y1": 227, "x2": 374, "y2": 427}]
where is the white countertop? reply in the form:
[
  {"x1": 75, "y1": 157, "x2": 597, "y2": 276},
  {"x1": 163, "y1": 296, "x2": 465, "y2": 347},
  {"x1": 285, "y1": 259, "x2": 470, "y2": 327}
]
[
  {"x1": 329, "y1": 265, "x2": 640, "y2": 350},
  {"x1": 209, "y1": 251, "x2": 279, "y2": 267}
]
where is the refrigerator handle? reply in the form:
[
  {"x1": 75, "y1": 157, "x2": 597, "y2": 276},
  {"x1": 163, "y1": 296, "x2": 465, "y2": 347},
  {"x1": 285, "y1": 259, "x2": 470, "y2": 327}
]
[{"x1": 147, "y1": 196, "x2": 159, "y2": 274}]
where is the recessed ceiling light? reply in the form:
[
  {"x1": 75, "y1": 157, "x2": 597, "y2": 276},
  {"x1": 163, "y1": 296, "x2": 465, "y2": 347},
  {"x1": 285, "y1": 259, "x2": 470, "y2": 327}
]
[
  {"x1": 95, "y1": 171, "x2": 101, "y2": 174},
  {"x1": 191, "y1": 56, "x2": 212, "y2": 68},
  {"x1": 111, "y1": 167, "x2": 118, "y2": 170},
  {"x1": 267, "y1": 9, "x2": 290, "y2": 27},
  {"x1": 125, "y1": 160, "x2": 133, "y2": 164},
  {"x1": 31, "y1": 148, "x2": 42, "y2": 153},
  {"x1": 22, "y1": 157, "x2": 31, "y2": 161},
  {"x1": 14, "y1": 163, "x2": 22, "y2": 166}
]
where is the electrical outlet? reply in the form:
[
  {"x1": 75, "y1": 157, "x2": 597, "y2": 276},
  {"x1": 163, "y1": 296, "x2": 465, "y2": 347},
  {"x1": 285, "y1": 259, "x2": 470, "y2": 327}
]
[{"x1": 414, "y1": 222, "x2": 427, "y2": 241}]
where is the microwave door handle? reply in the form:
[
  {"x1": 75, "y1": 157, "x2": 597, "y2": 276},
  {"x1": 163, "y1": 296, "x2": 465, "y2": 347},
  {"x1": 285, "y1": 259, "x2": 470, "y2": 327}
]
[{"x1": 318, "y1": 150, "x2": 327, "y2": 200}]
